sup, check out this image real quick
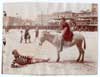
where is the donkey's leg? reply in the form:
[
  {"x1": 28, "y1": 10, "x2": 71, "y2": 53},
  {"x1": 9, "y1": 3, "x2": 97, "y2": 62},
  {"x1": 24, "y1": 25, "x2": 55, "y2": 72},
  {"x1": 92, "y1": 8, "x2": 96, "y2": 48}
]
[
  {"x1": 56, "y1": 37, "x2": 63, "y2": 62},
  {"x1": 56, "y1": 51, "x2": 60, "y2": 62},
  {"x1": 76, "y1": 48, "x2": 81, "y2": 62},
  {"x1": 80, "y1": 49, "x2": 85, "y2": 62},
  {"x1": 77, "y1": 41, "x2": 85, "y2": 63},
  {"x1": 76, "y1": 51, "x2": 81, "y2": 62},
  {"x1": 76, "y1": 42, "x2": 82, "y2": 62},
  {"x1": 79, "y1": 40, "x2": 85, "y2": 63}
]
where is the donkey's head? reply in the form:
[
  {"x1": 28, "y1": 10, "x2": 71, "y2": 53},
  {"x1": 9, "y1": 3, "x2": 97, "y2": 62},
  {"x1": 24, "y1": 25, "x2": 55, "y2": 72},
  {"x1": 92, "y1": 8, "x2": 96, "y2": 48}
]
[{"x1": 39, "y1": 31, "x2": 50, "y2": 46}]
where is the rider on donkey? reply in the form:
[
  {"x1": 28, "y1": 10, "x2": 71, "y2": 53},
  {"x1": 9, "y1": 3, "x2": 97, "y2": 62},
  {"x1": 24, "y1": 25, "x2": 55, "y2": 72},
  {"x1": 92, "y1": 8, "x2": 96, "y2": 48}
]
[{"x1": 60, "y1": 16, "x2": 73, "y2": 51}]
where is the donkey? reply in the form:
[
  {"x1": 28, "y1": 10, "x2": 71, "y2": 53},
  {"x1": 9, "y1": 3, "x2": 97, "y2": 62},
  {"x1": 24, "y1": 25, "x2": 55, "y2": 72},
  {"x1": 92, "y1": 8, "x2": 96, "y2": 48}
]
[{"x1": 39, "y1": 31, "x2": 86, "y2": 63}]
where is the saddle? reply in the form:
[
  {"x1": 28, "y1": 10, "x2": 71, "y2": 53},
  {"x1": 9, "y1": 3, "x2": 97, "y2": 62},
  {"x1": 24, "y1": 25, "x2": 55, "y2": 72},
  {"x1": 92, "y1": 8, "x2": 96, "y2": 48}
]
[{"x1": 63, "y1": 31, "x2": 73, "y2": 42}]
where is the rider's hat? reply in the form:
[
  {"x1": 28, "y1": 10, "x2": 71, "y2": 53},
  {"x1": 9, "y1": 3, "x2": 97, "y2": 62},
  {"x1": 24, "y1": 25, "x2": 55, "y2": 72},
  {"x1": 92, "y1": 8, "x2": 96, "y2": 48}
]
[{"x1": 61, "y1": 16, "x2": 66, "y2": 21}]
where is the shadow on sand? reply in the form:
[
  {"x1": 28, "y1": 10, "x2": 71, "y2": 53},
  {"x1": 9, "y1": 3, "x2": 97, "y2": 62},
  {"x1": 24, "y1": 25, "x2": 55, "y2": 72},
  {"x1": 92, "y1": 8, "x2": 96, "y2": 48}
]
[{"x1": 47, "y1": 60, "x2": 95, "y2": 64}]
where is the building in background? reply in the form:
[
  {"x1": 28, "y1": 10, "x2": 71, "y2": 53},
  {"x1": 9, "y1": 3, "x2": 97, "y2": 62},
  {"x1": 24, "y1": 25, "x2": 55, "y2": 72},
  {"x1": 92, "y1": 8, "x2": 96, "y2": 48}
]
[
  {"x1": 3, "y1": 4, "x2": 98, "y2": 31},
  {"x1": 75, "y1": 3, "x2": 98, "y2": 31}
]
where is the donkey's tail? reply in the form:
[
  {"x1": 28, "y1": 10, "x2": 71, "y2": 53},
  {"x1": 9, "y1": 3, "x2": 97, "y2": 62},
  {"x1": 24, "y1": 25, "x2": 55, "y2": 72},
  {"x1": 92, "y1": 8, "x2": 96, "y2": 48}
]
[{"x1": 83, "y1": 38, "x2": 86, "y2": 50}]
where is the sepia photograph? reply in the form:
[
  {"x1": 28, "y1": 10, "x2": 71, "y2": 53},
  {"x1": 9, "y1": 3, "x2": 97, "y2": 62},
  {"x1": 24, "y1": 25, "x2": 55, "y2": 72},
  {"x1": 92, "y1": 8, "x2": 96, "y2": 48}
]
[{"x1": 2, "y1": 2, "x2": 98, "y2": 75}]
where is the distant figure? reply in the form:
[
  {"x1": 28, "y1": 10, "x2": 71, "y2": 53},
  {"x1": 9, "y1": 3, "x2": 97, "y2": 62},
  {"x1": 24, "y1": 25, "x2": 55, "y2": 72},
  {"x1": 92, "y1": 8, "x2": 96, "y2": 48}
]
[
  {"x1": 24, "y1": 28, "x2": 31, "y2": 43},
  {"x1": 11, "y1": 49, "x2": 49, "y2": 68},
  {"x1": 35, "y1": 26, "x2": 39, "y2": 39},
  {"x1": 3, "y1": 11, "x2": 7, "y2": 17},
  {"x1": 20, "y1": 30, "x2": 23, "y2": 43},
  {"x1": 3, "y1": 11, "x2": 8, "y2": 27},
  {"x1": 3, "y1": 37, "x2": 6, "y2": 46},
  {"x1": 3, "y1": 29, "x2": 6, "y2": 46}
]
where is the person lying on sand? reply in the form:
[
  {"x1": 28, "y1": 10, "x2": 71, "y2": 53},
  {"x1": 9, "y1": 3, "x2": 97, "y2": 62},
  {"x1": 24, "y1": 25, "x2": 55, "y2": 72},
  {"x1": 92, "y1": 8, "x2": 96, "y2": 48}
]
[{"x1": 11, "y1": 49, "x2": 49, "y2": 68}]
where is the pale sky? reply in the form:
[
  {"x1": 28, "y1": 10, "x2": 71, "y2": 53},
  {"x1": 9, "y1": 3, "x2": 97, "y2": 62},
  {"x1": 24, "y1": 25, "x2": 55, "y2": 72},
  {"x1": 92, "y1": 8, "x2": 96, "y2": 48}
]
[{"x1": 3, "y1": 2, "x2": 92, "y2": 20}]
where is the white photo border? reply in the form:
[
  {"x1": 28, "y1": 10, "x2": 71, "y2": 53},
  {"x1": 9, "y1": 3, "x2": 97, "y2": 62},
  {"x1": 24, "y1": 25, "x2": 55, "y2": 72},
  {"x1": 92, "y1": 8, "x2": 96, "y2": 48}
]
[{"x1": 0, "y1": 0, "x2": 99, "y2": 77}]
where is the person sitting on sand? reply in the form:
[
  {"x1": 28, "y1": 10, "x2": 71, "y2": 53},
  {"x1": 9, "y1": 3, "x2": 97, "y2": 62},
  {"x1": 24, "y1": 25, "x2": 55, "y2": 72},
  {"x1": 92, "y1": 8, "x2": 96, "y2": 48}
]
[{"x1": 11, "y1": 49, "x2": 49, "y2": 68}]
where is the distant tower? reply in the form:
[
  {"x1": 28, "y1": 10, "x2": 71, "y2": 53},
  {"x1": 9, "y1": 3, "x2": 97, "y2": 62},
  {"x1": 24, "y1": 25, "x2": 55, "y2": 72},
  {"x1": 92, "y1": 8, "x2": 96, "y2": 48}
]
[{"x1": 91, "y1": 4, "x2": 97, "y2": 14}]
